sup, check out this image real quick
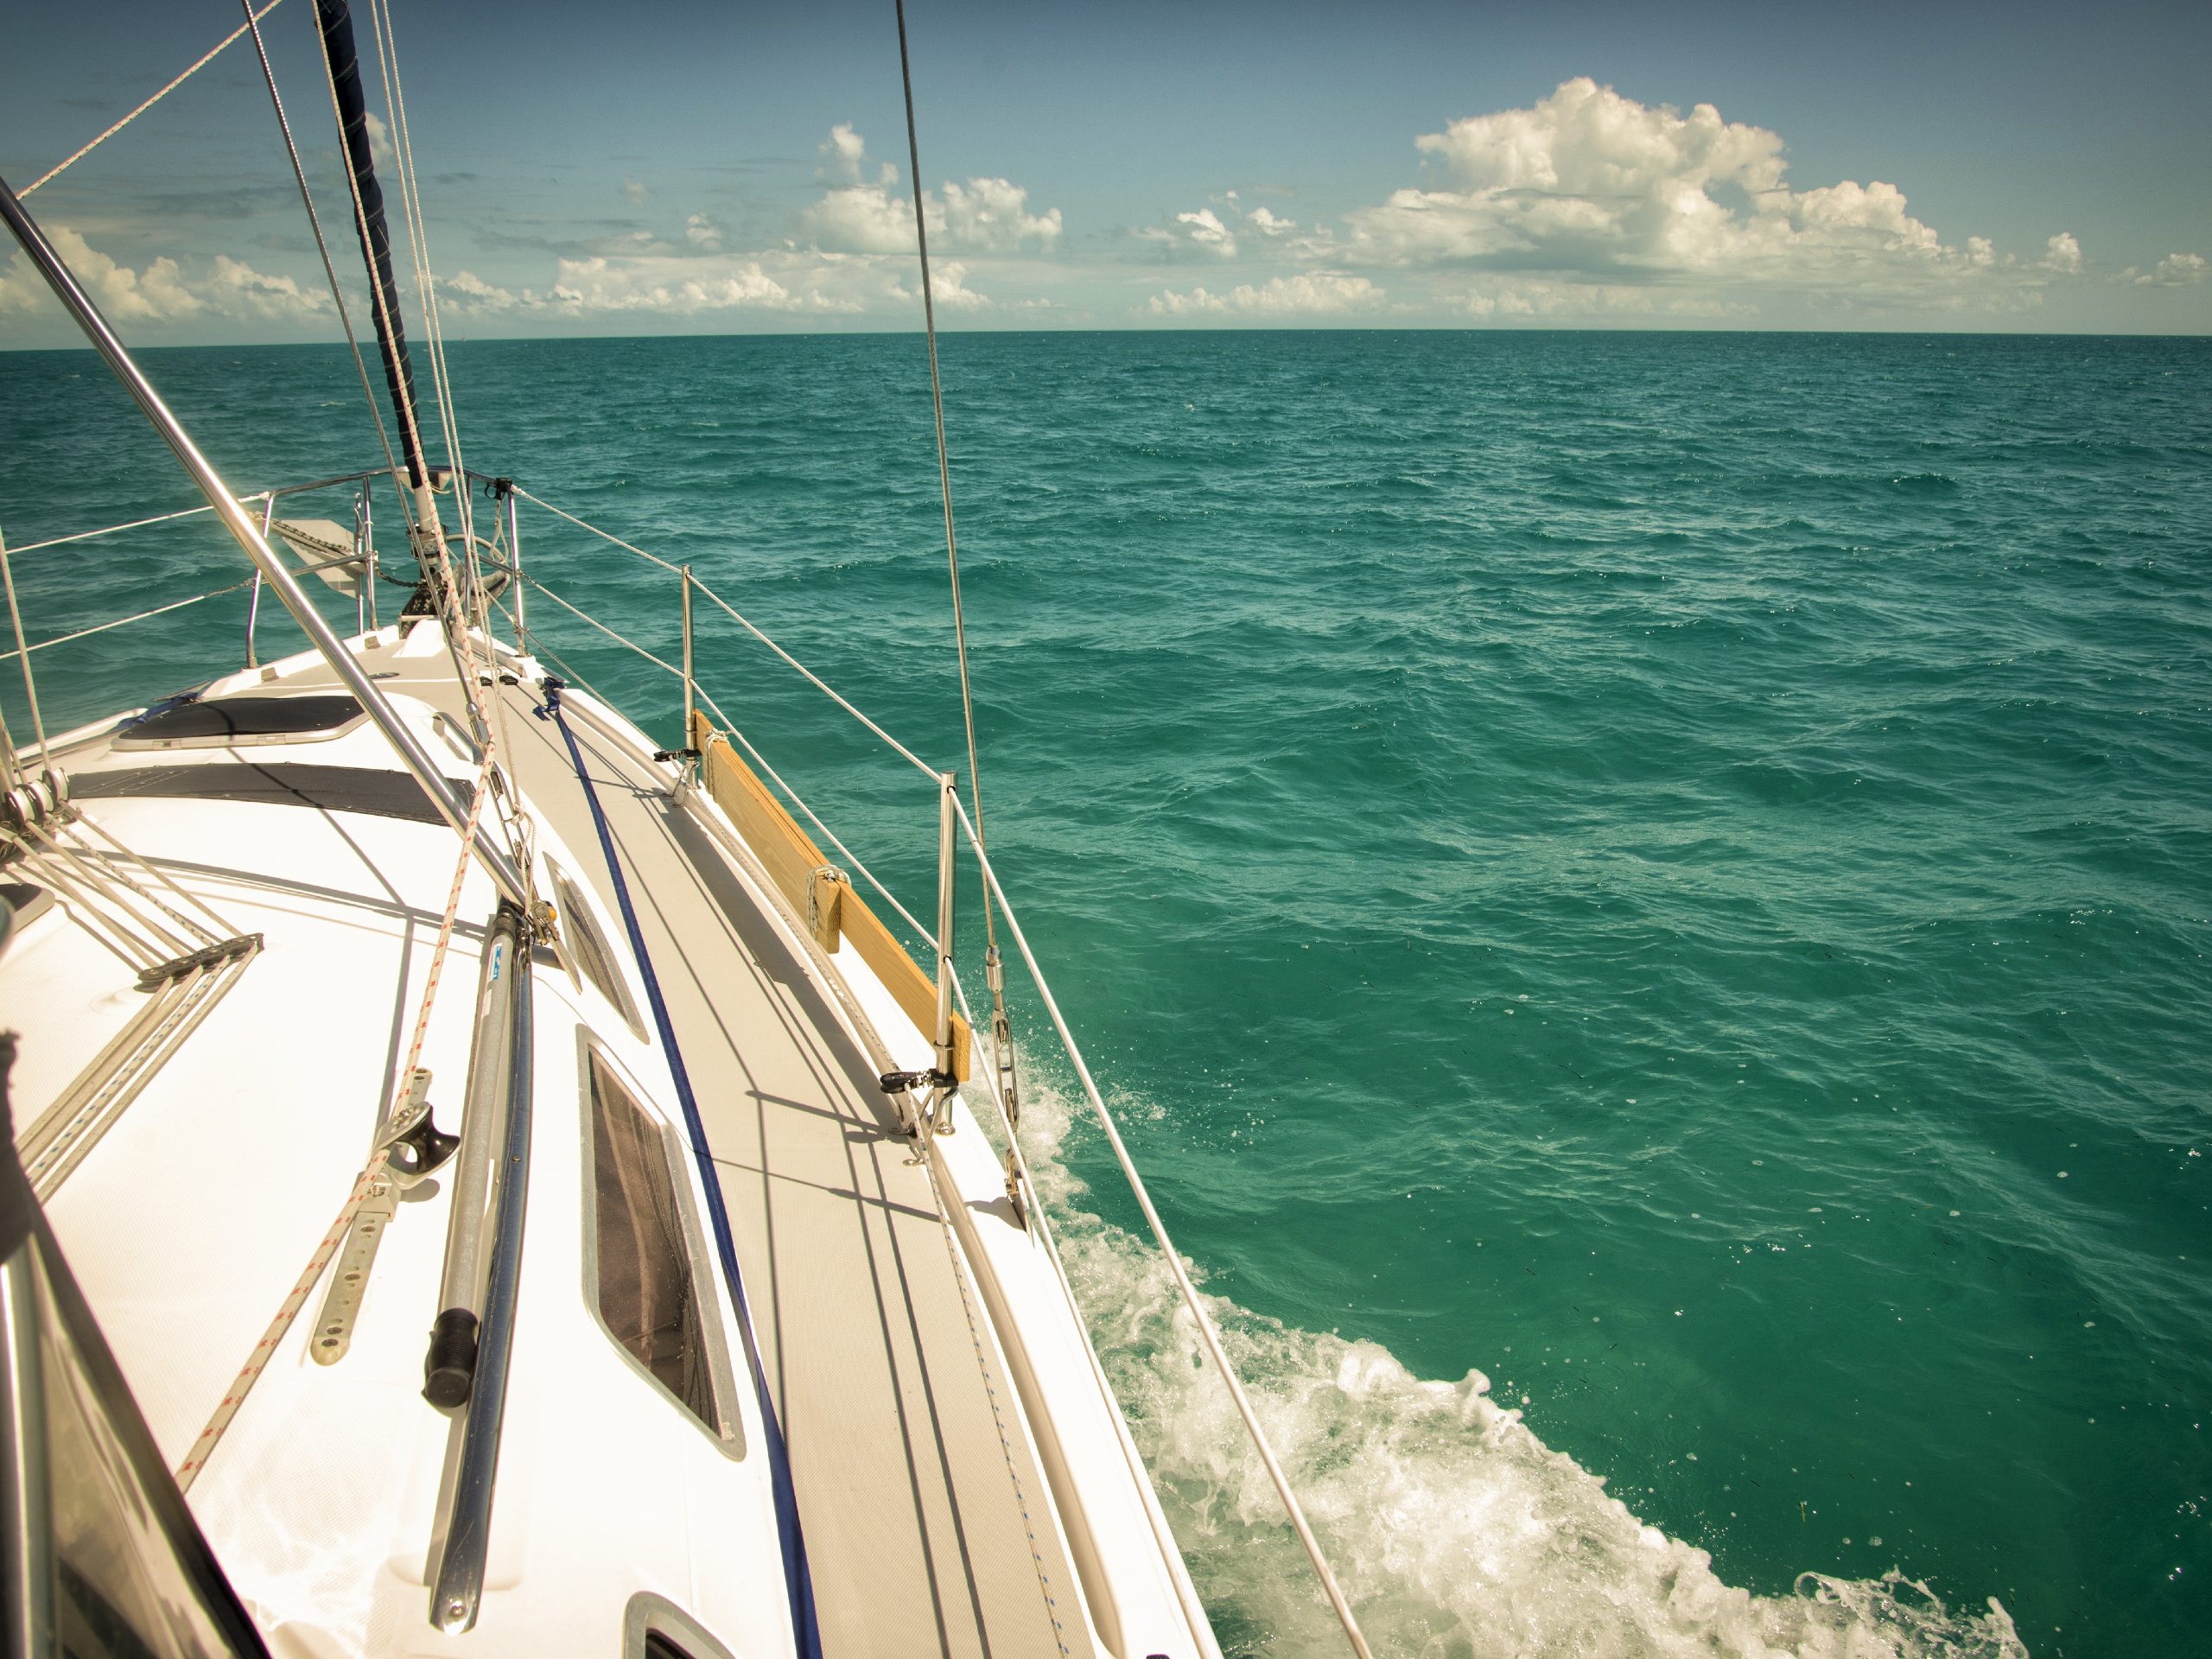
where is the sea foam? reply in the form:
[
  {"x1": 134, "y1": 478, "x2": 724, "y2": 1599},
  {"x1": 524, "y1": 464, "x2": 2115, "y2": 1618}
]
[{"x1": 1019, "y1": 1083, "x2": 2029, "y2": 1659}]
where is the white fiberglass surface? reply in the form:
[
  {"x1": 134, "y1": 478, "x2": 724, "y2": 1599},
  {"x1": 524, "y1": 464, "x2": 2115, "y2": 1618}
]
[{"x1": 10, "y1": 677, "x2": 794, "y2": 1659}]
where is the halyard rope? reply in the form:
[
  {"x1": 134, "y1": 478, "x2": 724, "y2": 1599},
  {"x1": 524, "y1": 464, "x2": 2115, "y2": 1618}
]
[
  {"x1": 175, "y1": 750, "x2": 495, "y2": 1491},
  {"x1": 22, "y1": 2, "x2": 287, "y2": 196}
]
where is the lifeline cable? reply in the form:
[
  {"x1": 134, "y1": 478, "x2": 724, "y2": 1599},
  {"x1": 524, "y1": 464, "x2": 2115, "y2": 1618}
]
[{"x1": 536, "y1": 679, "x2": 822, "y2": 1659}]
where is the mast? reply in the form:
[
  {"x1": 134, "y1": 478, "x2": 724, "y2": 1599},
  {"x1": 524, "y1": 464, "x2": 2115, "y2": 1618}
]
[{"x1": 313, "y1": 0, "x2": 448, "y2": 575}]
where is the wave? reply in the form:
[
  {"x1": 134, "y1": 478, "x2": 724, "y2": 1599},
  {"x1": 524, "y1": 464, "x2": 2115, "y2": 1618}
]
[{"x1": 1020, "y1": 1084, "x2": 2029, "y2": 1659}]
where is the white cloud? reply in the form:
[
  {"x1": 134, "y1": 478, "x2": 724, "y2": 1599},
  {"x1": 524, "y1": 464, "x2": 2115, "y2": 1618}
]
[
  {"x1": 1452, "y1": 277, "x2": 1755, "y2": 321},
  {"x1": 365, "y1": 111, "x2": 392, "y2": 168},
  {"x1": 0, "y1": 229, "x2": 330, "y2": 326},
  {"x1": 891, "y1": 258, "x2": 990, "y2": 312},
  {"x1": 1148, "y1": 271, "x2": 1383, "y2": 319},
  {"x1": 685, "y1": 213, "x2": 723, "y2": 251},
  {"x1": 2128, "y1": 251, "x2": 2207, "y2": 286},
  {"x1": 1247, "y1": 206, "x2": 1298, "y2": 237},
  {"x1": 802, "y1": 183, "x2": 915, "y2": 253},
  {"x1": 819, "y1": 121, "x2": 883, "y2": 185},
  {"x1": 205, "y1": 256, "x2": 327, "y2": 321},
  {"x1": 937, "y1": 178, "x2": 1062, "y2": 251},
  {"x1": 440, "y1": 269, "x2": 518, "y2": 314},
  {"x1": 442, "y1": 246, "x2": 974, "y2": 320},
  {"x1": 800, "y1": 128, "x2": 1060, "y2": 255},
  {"x1": 622, "y1": 177, "x2": 652, "y2": 207},
  {"x1": 1343, "y1": 78, "x2": 2082, "y2": 303},
  {"x1": 1139, "y1": 207, "x2": 1237, "y2": 257},
  {"x1": 543, "y1": 254, "x2": 794, "y2": 315}
]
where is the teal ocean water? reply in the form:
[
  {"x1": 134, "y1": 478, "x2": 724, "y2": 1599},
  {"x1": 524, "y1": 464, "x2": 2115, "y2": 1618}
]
[{"x1": 4, "y1": 331, "x2": 2209, "y2": 1657}]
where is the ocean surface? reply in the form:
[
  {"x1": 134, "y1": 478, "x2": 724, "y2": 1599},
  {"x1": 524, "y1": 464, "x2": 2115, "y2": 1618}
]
[{"x1": 3, "y1": 329, "x2": 2209, "y2": 1657}]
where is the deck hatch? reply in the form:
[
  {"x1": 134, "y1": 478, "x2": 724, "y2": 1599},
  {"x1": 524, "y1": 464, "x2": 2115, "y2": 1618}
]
[
  {"x1": 582, "y1": 1050, "x2": 737, "y2": 1451},
  {"x1": 114, "y1": 694, "x2": 366, "y2": 749}
]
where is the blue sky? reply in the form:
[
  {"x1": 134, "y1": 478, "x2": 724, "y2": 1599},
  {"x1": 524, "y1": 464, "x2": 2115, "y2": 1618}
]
[{"x1": 2, "y1": 0, "x2": 2207, "y2": 341}]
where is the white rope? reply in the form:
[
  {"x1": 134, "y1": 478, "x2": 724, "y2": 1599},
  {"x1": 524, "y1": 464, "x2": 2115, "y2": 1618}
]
[
  {"x1": 21, "y1": 1, "x2": 287, "y2": 195},
  {"x1": 951, "y1": 793, "x2": 1375, "y2": 1659},
  {"x1": 178, "y1": 749, "x2": 496, "y2": 1491},
  {"x1": 504, "y1": 489, "x2": 940, "y2": 779},
  {"x1": 688, "y1": 578, "x2": 941, "y2": 781}
]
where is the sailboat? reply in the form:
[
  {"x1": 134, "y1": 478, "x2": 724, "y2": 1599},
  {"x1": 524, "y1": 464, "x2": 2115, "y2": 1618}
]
[{"x1": 0, "y1": 3, "x2": 1373, "y2": 1656}]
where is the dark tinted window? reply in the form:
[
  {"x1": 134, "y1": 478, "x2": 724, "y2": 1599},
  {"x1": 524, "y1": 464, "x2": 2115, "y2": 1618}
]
[
  {"x1": 586, "y1": 1053, "x2": 718, "y2": 1431},
  {"x1": 554, "y1": 867, "x2": 645, "y2": 1039},
  {"x1": 118, "y1": 694, "x2": 363, "y2": 744}
]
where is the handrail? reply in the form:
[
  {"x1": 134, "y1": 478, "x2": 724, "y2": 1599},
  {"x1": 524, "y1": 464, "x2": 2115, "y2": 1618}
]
[
  {"x1": 2, "y1": 461, "x2": 1365, "y2": 1641},
  {"x1": 499, "y1": 503, "x2": 1373, "y2": 1649},
  {"x1": 429, "y1": 902, "x2": 534, "y2": 1634},
  {"x1": 0, "y1": 175, "x2": 528, "y2": 909},
  {"x1": 691, "y1": 684, "x2": 938, "y2": 952}
]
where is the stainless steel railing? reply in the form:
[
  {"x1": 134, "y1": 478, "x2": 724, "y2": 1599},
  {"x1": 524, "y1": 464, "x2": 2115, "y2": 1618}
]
[{"x1": 0, "y1": 452, "x2": 1375, "y2": 1652}]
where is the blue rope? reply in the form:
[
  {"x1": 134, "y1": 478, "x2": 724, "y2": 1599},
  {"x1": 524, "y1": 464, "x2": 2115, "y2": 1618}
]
[{"x1": 536, "y1": 680, "x2": 821, "y2": 1659}]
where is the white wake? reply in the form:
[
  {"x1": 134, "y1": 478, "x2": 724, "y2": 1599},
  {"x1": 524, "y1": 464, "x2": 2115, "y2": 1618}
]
[{"x1": 1021, "y1": 1085, "x2": 2028, "y2": 1659}]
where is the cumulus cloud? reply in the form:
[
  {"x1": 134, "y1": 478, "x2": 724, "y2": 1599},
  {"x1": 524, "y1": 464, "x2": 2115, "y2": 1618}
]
[
  {"x1": 1343, "y1": 78, "x2": 2082, "y2": 301},
  {"x1": 890, "y1": 259, "x2": 990, "y2": 312},
  {"x1": 1148, "y1": 271, "x2": 1383, "y2": 319},
  {"x1": 543, "y1": 254, "x2": 793, "y2": 315},
  {"x1": 1136, "y1": 207, "x2": 1239, "y2": 257},
  {"x1": 0, "y1": 229, "x2": 327, "y2": 325},
  {"x1": 621, "y1": 177, "x2": 652, "y2": 207},
  {"x1": 1247, "y1": 206, "x2": 1298, "y2": 237},
  {"x1": 799, "y1": 126, "x2": 1060, "y2": 255},
  {"x1": 436, "y1": 246, "x2": 982, "y2": 321},
  {"x1": 818, "y1": 122, "x2": 880, "y2": 185},
  {"x1": 204, "y1": 255, "x2": 327, "y2": 321},
  {"x1": 684, "y1": 213, "x2": 722, "y2": 251},
  {"x1": 440, "y1": 269, "x2": 518, "y2": 314},
  {"x1": 2127, "y1": 251, "x2": 2207, "y2": 286},
  {"x1": 1452, "y1": 277, "x2": 1753, "y2": 321}
]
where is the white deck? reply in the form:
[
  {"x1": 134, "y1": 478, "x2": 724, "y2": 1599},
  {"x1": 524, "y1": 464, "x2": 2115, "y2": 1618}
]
[{"x1": 3, "y1": 619, "x2": 1215, "y2": 1659}]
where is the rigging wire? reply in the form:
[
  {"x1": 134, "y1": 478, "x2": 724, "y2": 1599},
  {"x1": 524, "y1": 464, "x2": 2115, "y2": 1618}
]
[
  {"x1": 893, "y1": 8, "x2": 1367, "y2": 1652},
  {"x1": 0, "y1": 532, "x2": 49, "y2": 766},
  {"x1": 358, "y1": 0, "x2": 539, "y2": 885},
  {"x1": 314, "y1": 5, "x2": 429, "y2": 534},
  {"x1": 21, "y1": 0, "x2": 288, "y2": 197},
  {"x1": 237, "y1": 0, "x2": 405, "y2": 510},
  {"x1": 893, "y1": 0, "x2": 1022, "y2": 1126}
]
